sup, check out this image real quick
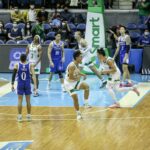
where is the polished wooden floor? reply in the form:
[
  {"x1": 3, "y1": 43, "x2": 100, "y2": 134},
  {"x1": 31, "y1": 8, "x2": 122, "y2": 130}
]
[
  {"x1": 0, "y1": 94, "x2": 150, "y2": 150},
  {"x1": 0, "y1": 81, "x2": 8, "y2": 87}
]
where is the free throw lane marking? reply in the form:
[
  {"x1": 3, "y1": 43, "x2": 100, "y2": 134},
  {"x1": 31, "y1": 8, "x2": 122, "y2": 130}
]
[{"x1": 119, "y1": 83, "x2": 150, "y2": 108}]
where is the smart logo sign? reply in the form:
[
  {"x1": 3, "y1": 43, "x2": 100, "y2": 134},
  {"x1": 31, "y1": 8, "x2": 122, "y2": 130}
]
[
  {"x1": 85, "y1": 0, "x2": 105, "y2": 55},
  {"x1": 9, "y1": 48, "x2": 26, "y2": 70}
]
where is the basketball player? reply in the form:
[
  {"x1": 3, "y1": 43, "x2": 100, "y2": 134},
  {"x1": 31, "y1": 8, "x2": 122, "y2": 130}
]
[
  {"x1": 26, "y1": 35, "x2": 42, "y2": 96},
  {"x1": 74, "y1": 31, "x2": 106, "y2": 87},
  {"x1": 64, "y1": 50, "x2": 91, "y2": 120},
  {"x1": 97, "y1": 48, "x2": 140, "y2": 108},
  {"x1": 113, "y1": 26, "x2": 132, "y2": 85},
  {"x1": 11, "y1": 54, "x2": 37, "y2": 122},
  {"x1": 47, "y1": 32, "x2": 65, "y2": 91}
]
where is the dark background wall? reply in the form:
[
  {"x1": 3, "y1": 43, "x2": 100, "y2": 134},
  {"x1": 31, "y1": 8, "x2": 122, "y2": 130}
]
[{"x1": 0, "y1": 45, "x2": 74, "y2": 73}]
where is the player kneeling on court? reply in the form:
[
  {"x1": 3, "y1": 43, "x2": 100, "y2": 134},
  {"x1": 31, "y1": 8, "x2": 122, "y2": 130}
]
[
  {"x1": 64, "y1": 50, "x2": 91, "y2": 120},
  {"x1": 11, "y1": 54, "x2": 37, "y2": 122},
  {"x1": 97, "y1": 48, "x2": 140, "y2": 108}
]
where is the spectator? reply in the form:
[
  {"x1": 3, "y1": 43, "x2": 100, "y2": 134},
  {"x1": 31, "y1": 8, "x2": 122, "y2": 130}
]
[
  {"x1": 58, "y1": 0, "x2": 70, "y2": 8},
  {"x1": 59, "y1": 21, "x2": 72, "y2": 46},
  {"x1": 8, "y1": 22, "x2": 22, "y2": 41},
  {"x1": 138, "y1": 29, "x2": 150, "y2": 47},
  {"x1": 9, "y1": 0, "x2": 18, "y2": 8},
  {"x1": 37, "y1": 6, "x2": 49, "y2": 23},
  {"x1": 79, "y1": 0, "x2": 88, "y2": 9},
  {"x1": 22, "y1": 22, "x2": 32, "y2": 43},
  {"x1": 27, "y1": 4, "x2": 37, "y2": 23},
  {"x1": 70, "y1": 13, "x2": 85, "y2": 25},
  {"x1": 60, "y1": 6, "x2": 72, "y2": 22},
  {"x1": 51, "y1": 13, "x2": 62, "y2": 31},
  {"x1": 18, "y1": 0, "x2": 29, "y2": 8},
  {"x1": 132, "y1": 0, "x2": 138, "y2": 9},
  {"x1": 47, "y1": 0, "x2": 57, "y2": 9},
  {"x1": 49, "y1": 10, "x2": 60, "y2": 21},
  {"x1": 105, "y1": 0, "x2": 113, "y2": 9},
  {"x1": 0, "y1": 0, "x2": 3, "y2": 8},
  {"x1": 11, "y1": 6, "x2": 24, "y2": 23},
  {"x1": 145, "y1": 14, "x2": 150, "y2": 31},
  {"x1": 138, "y1": 0, "x2": 150, "y2": 24},
  {"x1": 2, "y1": 0, "x2": 7, "y2": 8},
  {"x1": 107, "y1": 26, "x2": 120, "y2": 57},
  {"x1": 31, "y1": 21, "x2": 45, "y2": 43},
  {"x1": 0, "y1": 20, "x2": 7, "y2": 42},
  {"x1": 70, "y1": 0, "x2": 79, "y2": 7}
]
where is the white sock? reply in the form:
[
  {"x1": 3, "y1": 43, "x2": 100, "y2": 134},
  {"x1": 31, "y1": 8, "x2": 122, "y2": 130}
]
[
  {"x1": 84, "y1": 99, "x2": 89, "y2": 105},
  {"x1": 18, "y1": 114, "x2": 22, "y2": 118},
  {"x1": 76, "y1": 111, "x2": 81, "y2": 115},
  {"x1": 27, "y1": 114, "x2": 31, "y2": 117}
]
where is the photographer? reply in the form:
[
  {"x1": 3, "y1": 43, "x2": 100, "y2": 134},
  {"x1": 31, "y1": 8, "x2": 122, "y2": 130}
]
[{"x1": 107, "y1": 26, "x2": 120, "y2": 57}]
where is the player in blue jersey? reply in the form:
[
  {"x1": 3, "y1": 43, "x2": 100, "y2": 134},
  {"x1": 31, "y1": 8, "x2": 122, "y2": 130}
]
[
  {"x1": 47, "y1": 32, "x2": 65, "y2": 91},
  {"x1": 113, "y1": 26, "x2": 132, "y2": 85},
  {"x1": 11, "y1": 54, "x2": 37, "y2": 122}
]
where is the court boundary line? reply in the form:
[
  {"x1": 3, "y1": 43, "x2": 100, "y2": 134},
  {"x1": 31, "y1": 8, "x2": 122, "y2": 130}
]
[
  {"x1": 0, "y1": 108, "x2": 109, "y2": 117},
  {"x1": 0, "y1": 140, "x2": 33, "y2": 143},
  {"x1": 1, "y1": 116, "x2": 150, "y2": 121},
  {"x1": 132, "y1": 89, "x2": 150, "y2": 108}
]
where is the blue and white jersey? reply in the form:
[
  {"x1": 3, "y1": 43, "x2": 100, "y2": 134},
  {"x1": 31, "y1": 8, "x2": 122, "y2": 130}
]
[
  {"x1": 118, "y1": 35, "x2": 129, "y2": 55},
  {"x1": 17, "y1": 62, "x2": 31, "y2": 83},
  {"x1": 138, "y1": 35, "x2": 150, "y2": 45},
  {"x1": 51, "y1": 41, "x2": 63, "y2": 61}
]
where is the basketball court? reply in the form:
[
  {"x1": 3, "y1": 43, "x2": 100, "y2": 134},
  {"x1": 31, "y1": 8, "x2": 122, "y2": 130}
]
[{"x1": 0, "y1": 73, "x2": 150, "y2": 150}]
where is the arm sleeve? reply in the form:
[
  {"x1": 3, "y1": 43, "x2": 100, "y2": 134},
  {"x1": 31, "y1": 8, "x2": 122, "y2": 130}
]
[{"x1": 11, "y1": 69, "x2": 17, "y2": 85}]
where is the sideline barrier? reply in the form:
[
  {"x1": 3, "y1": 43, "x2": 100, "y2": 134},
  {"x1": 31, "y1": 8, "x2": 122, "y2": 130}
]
[{"x1": 0, "y1": 45, "x2": 144, "y2": 74}]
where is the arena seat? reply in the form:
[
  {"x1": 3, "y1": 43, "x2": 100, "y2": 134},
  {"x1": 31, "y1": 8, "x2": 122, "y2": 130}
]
[
  {"x1": 76, "y1": 23, "x2": 86, "y2": 31},
  {"x1": 68, "y1": 23, "x2": 76, "y2": 32},
  {"x1": 17, "y1": 40, "x2": 29, "y2": 45},
  {"x1": 129, "y1": 32, "x2": 140, "y2": 43},
  {"x1": 4, "y1": 23, "x2": 13, "y2": 31},
  {"x1": 44, "y1": 40, "x2": 51, "y2": 45},
  {"x1": 46, "y1": 32, "x2": 56, "y2": 40},
  {"x1": 18, "y1": 23, "x2": 25, "y2": 30},
  {"x1": 43, "y1": 24, "x2": 51, "y2": 31},
  {"x1": 6, "y1": 40, "x2": 17, "y2": 44},
  {"x1": 126, "y1": 23, "x2": 137, "y2": 30},
  {"x1": 0, "y1": 40, "x2": 4, "y2": 44},
  {"x1": 138, "y1": 24, "x2": 148, "y2": 31}
]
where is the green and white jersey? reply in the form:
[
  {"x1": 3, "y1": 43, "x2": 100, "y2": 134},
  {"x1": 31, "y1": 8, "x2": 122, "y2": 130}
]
[{"x1": 28, "y1": 43, "x2": 41, "y2": 63}]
